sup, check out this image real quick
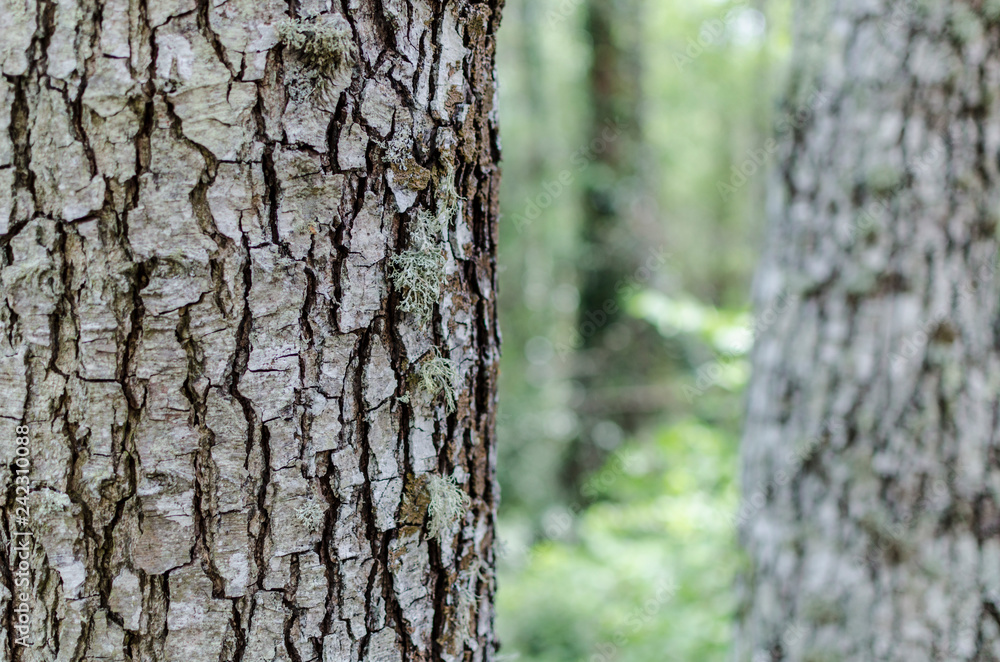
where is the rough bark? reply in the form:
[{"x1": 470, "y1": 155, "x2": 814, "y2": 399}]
[
  {"x1": 0, "y1": 0, "x2": 503, "y2": 660},
  {"x1": 737, "y1": 2, "x2": 1000, "y2": 660}
]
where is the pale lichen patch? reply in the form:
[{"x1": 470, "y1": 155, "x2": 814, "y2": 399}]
[
  {"x1": 295, "y1": 500, "x2": 326, "y2": 531},
  {"x1": 277, "y1": 14, "x2": 356, "y2": 100},
  {"x1": 276, "y1": 15, "x2": 356, "y2": 78},
  {"x1": 390, "y1": 244, "x2": 446, "y2": 322},
  {"x1": 390, "y1": 209, "x2": 449, "y2": 323},
  {"x1": 425, "y1": 472, "x2": 470, "y2": 544},
  {"x1": 449, "y1": 559, "x2": 486, "y2": 651},
  {"x1": 414, "y1": 351, "x2": 459, "y2": 413}
]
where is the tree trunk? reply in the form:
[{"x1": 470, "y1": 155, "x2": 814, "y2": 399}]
[
  {"x1": 0, "y1": 0, "x2": 503, "y2": 660},
  {"x1": 563, "y1": 0, "x2": 645, "y2": 486},
  {"x1": 737, "y1": 2, "x2": 1000, "y2": 660}
]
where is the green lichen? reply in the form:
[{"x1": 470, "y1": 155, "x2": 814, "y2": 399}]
[
  {"x1": 276, "y1": 16, "x2": 355, "y2": 77},
  {"x1": 802, "y1": 596, "x2": 845, "y2": 627},
  {"x1": 379, "y1": 138, "x2": 411, "y2": 167},
  {"x1": 802, "y1": 650, "x2": 841, "y2": 662},
  {"x1": 433, "y1": 165, "x2": 462, "y2": 216},
  {"x1": 426, "y1": 472, "x2": 470, "y2": 543},
  {"x1": 414, "y1": 203, "x2": 448, "y2": 245},
  {"x1": 859, "y1": 511, "x2": 913, "y2": 563},
  {"x1": 865, "y1": 165, "x2": 903, "y2": 195},
  {"x1": 948, "y1": 5, "x2": 983, "y2": 44},
  {"x1": 276, "y1": 15, "x2": 355, "y2": 100},
  {"x1": 390, "y1": 245, "x2": 446, "y2": 323},
  {"x1": 390, "y1": 158, "x2": 432, "y2": 191},
  {"x1": 33, "y1": 490, "x2": 71, "y2": 518},
  {"x1": 295, "y1": 499, "x2": 326, "y2": 531},
  {"x1": 388, "y1": 161, "x2": 464, "y2": 322},
  {"x1": 390, "y1": 210, "x2": 448, "y2": 323},
  {"x1": 399, "y1": 474, "x2": 431, "y2": 525},
  {"x1": 986, "y1": 0, "x2": 1000, "y2": 22},
  {"x1": 451, "y1": 559, "x2": 485, "y2": 648},
  {"x1": 414, "y1": 351, "x2": 459, "y2": 413},
  {"x1": 0, "y1": 258, "x2": 52, "y2": 293},
  {"x1": 27, "y1": 490, "x2": 73, "y2": 537}
]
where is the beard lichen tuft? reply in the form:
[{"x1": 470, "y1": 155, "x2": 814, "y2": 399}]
[
  {"x1": 276, "y1": 15, "x2": 356, "y2": 99},
  {"x1": 425, "y1": 472, "x2": 470, "y2": 544},
  {"x1": 294, "y1": 500, "x2": 326, "y2": 531},
  {"x1": 434, "y1": 165, "x2": 462, "y2": 217},
  {"x1": 389, "y1": 246, "x2": 446, "y2": 324},
  {"x1": 388, "y1": 165, "x2": 465, "y2": 323},
  {"x1": 415, "y1": 350, "x2": 458, "y2": 413},
  {"x1": 390, "y1": 209, "x2": 448, "y2": 324},
  {"x1": 450, "y1": 559, "x2": 485, "y2": 648}
]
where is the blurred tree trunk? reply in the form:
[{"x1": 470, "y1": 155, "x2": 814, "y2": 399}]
[
  {"x1": 0, "y1": 1, "x2": 502, "y2": 660},
  {"x1": 738, "y1": 2, "x2": 1000, "y2": 660},
  {"x1": 565, "y1": 0, "x2": 646, "y2": 484},
  {"x1": 578, "y1": 0, "x2": 642, "y2": 358}
]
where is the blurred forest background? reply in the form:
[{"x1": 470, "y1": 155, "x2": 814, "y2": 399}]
[{"x1": 493, "y1": 0, "x2": 792, "y2": 659}]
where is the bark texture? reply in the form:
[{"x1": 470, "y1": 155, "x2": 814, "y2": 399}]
[
  {"x1": 737, "y1": 2, "x2": 1000, "y2": 660},
  {"x1": 0, "y1": 0, "x2": 503, "y2": 660}
]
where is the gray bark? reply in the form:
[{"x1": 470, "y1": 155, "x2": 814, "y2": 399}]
[
  {"x1": 0, "y1": 0, "x2": 503, "y2": 660},
  {"x1": 737, "y1": 2, "x2": 1000, "y2": 661}
]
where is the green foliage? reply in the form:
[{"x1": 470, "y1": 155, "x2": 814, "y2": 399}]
[
  {"x1": 492, "y1": 0, "x2": 794, "y2": 659},
  {"x1": 497, "y1": 420, "x2": 741, "y2": 662},
  {"x1": 630, "y1": 291, "x2": 752, "y2": 355}
]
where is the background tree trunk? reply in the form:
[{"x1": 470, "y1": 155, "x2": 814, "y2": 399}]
[
  {"x1": 563, "y1": 0, "x2": 648, "y2": 487},
  {"x1": 0, "y1": 0, "x2": 502, "y2": 660},
  {"x1": 737, "y1": 2, "x2": 1000, "y2": 660}
]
